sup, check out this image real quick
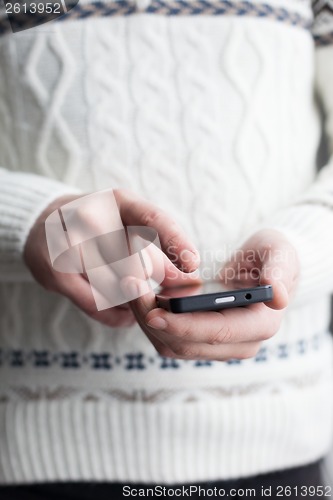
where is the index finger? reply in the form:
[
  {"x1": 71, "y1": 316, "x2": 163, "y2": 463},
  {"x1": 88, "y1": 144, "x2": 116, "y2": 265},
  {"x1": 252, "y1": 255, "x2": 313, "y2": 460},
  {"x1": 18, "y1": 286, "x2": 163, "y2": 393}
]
[{"x1": 114, "y1": 189, "x2": 200, "y2": 273}]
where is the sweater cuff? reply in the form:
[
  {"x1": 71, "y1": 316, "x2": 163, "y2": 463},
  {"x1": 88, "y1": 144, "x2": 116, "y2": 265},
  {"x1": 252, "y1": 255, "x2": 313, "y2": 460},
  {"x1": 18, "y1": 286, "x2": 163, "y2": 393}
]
[
  {"x1": 0, "y1": 169, "x2": 81, "y2": 281},
  {"x1": 259, "y1": 203, "x2": 333, "y2": 306}
]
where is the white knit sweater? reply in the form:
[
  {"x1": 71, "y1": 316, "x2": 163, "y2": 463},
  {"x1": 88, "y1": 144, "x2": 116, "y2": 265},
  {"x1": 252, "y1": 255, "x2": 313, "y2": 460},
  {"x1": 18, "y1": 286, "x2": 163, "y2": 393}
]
[{"x1": 0, "y1": 0, "x2": 333, "y2": 485}]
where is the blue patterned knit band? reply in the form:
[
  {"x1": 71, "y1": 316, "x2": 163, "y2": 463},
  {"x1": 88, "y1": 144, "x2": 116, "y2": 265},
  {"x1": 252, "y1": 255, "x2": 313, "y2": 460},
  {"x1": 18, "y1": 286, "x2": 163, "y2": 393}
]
[{"x1": 0, "y1": 0, "x2": 313, "y2": 36}]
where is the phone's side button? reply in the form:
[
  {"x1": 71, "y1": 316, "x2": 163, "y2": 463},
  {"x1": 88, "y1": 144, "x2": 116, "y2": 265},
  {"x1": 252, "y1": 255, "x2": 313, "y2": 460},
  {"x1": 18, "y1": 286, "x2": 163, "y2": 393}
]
[{"x1": 215, "y1": 296, "x2": 236, "y2": 304}]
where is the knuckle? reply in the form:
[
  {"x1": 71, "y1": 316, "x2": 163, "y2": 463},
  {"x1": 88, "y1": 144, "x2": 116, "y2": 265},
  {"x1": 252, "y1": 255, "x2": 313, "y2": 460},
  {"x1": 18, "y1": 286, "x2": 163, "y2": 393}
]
[
  {"x1": 156, "y1": 344, "x2": 176, "y2": 358},
  {"x1": 165, "y1": 229, "x2": 182, "y2": 254},
  {"x1": 71, "y1": 210, "x2": 101, "y2": 241},
  {"x1": 171, "y1": 343, "x2": 196, "y2": 359},
  {"x1": 208, "y1": 323, "x2": 232, "y2": 345},
  {"x1": 76, "y1": 205, "x2": 95, "y2": 226},
  {"x1": 173, "y1": 322, "x2": 193, "y2": 341},
  {"x1": 141, "y1": 208, "x2": 165, "y2": 228}
]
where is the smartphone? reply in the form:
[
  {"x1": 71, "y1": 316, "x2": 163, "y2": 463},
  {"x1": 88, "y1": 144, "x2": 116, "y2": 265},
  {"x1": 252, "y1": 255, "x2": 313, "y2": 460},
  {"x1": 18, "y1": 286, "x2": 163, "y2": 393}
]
[{"x1": 156, "y1": 282, "x2": 273, "y2": 313}]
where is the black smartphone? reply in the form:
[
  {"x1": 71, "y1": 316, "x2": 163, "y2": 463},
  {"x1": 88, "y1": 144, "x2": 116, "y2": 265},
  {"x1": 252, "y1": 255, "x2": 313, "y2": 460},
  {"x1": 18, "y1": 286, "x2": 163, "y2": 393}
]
[{"x1": 156, "y1": 282, "x2": 273, "y2": 313}]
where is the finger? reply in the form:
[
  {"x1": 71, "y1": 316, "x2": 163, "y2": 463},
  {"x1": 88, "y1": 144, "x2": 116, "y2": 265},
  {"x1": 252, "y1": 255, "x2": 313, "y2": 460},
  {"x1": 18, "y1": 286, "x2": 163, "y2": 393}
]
[
  {"x1": 92, "y1": 308, "x2": 136, "y2": 327},
  {"x1": 260, "y1": 244, "x2": 299, "y2": 310},
  {"x1": 145, "y1": 302, "x2": 282, "y2": 344},
  {"x1": 56, "y1": 274, "x2": 136, "y2": 327},
  {"x1": 144, "y1": 330, "x2": 177, "y2": 359},
  {"x1": 120, "y1": 276, "x2": 185, "y2": 356},
  {"x1": 115, "y1": 189, "x2": 200, "y2": 273},
  {"x1": 145, "y1": 243, "x2": 201, "y2": 288},
  {"x1": 121, "y1": 276, "x2": 157, "y2": 321}
]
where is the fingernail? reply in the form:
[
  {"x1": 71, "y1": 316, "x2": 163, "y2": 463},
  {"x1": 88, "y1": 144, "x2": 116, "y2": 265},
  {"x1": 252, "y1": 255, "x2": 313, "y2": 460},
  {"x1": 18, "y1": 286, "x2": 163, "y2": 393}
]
[{"x1": 147, "y1": 317, "x2": 167, "y2": 330}]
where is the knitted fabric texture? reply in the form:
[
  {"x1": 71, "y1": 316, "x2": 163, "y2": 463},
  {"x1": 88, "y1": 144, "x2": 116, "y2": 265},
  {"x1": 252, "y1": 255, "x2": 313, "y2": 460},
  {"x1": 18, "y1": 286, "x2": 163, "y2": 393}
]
[{"x1": 0, "y1": 0, "x2": 333, "y2": 484}]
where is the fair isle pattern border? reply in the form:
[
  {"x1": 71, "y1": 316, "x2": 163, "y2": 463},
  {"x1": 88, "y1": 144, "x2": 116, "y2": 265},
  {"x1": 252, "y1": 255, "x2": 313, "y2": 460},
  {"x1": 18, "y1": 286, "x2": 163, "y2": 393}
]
[
  {"x1": 0, "y1": 372, "x2": 323, "y2": 403},
  {"x1": 0, "y1": 333, "x2": 324, "y2": 371},
  {"x1": 0, "y1": 0, "x2": 312, "y2": 36}
]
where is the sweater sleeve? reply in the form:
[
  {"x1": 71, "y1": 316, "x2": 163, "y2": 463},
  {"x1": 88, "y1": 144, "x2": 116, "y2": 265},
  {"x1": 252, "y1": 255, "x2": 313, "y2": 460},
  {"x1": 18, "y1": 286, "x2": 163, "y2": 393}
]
[
  {"x1": 0, "y1": 168, "x2": 80, "y2": 282},
  {"x1": 258, "y1": 33, "x2": 333, "y2": 306}
]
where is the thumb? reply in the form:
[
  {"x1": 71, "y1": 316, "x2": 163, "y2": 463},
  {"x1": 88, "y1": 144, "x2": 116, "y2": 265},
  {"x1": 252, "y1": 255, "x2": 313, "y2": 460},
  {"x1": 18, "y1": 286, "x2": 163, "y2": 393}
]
[
  {"x1": 260, "y1": 247, "x2": 296, "y2": 310},
  {"x1": 260, "y1": 265, "x2": 288, "y2": 310}
]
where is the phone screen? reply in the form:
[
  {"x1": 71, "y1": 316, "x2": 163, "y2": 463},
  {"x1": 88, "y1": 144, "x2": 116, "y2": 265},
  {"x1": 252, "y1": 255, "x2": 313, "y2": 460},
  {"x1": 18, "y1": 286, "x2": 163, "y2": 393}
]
[{"x1": 157, "y1": 281, "x2": 246, "y2": 298}]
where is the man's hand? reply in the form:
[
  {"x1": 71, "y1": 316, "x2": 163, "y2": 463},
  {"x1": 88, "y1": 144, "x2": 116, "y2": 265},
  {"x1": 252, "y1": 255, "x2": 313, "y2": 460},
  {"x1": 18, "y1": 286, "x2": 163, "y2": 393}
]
[
  {"x1": 24, "y1": 189, "x2": 200, "y2": 328},
  {"x1": 127, "y1": 229, "x2": 300, "y2": 360}
]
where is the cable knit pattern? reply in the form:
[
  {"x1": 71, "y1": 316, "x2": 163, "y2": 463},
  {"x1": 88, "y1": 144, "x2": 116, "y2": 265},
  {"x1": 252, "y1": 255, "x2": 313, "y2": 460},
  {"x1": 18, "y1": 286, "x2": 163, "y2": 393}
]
[{"x1": 0, "y1": 2, "x2": 332, "y2": 484}]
